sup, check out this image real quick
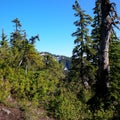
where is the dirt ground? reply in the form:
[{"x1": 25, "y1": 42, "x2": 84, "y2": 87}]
[{"x1": 0, "y1": 103, "x2": 24, "y2": 120}]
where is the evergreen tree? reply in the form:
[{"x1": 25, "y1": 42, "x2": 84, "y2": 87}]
[
  {"x1": 0, "y1": 29, "x2": 10, "y2": 66},
  {"x1": 10, "y1": 18, "x2": 26, "y2": 68},
  {"x1": 91, "y1": 0, "x2": 101, "y2": 69},
  {"x1": 0, "y1": 29, "x2": 8, "y2": 48},
  {"x1": 12, "y1": 18, "x2": 22, "y2": 32},
  {"x1": 70, "y1": 0, "x2": 95, "y2": 89},
  {"x1": 88, "y1": 0, "x2": 120, "y2": 110},
  {"x1": 10, "y1": 18, "x2": 41, "y2": 71},
  {"x1": 109, "y1": 35, "x2": 120, "y2": 119},
  {"x1": 10, "y1": 18, "x2": 25, "y2": 49},
  {"x1": 0, "y1": 29, "x2": 13, "y2": 84},
  {"x1": 96, "y1": 0, "x2": 120, "y2": 100}
]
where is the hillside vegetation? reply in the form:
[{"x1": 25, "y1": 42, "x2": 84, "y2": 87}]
[{"x1": 0, "y1": 0, "x2": 120, "y2": 120}]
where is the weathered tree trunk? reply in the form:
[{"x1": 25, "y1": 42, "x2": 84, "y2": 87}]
[
  {"x1": 87, "y1": 0, "x2": 119, "y2": 109},
  {"x1": 96, "y1": 0, "x2": 112, "y2": 96}
]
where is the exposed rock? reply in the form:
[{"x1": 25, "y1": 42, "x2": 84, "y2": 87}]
[{"x1": 0, "y1": 104, "x2": 24, "y2": 120}]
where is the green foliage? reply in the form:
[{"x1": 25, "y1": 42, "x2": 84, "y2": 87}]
[
  {"x1": 0, "y1": 80, "x2": 11, "y2": 102},
  {"x1": 47, "y1": 87, "x2": 82, "y2": 120},
  {"x1": 109, "y1": 36, "x2": 120, "y2": 119},
  {"x1": 70, "y1": 0, "x2": 96, "y2": 89},
  {"x1": 91, "y1": 0, "x2": 101, "y2": 69},
  {"x1": 54, "y1": 93, "x2": 81, "y2": 120},
  {"x1": 92, "y1": 109, "x2": 114, "y2": 120},
  {"x1": 0, "y1": 1, "x2": 120, "y2": 118},
  {"x1": 0, "y1": 18, "x2": 65, "y2": 119}
]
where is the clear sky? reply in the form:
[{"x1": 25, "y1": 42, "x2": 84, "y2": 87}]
[{"x1": 0, "y1": 0, "x2": 120, "y2": 57}]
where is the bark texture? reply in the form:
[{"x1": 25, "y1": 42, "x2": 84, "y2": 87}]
[{"x1": 96, "y1": 0, "x2": 112, "y2": 96}]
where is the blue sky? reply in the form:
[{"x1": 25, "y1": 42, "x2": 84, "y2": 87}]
[{"x1": 0, "y1": 0, "x2": 120, "y2": 57}]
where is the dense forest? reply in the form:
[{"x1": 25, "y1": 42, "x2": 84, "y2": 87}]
[{"x1": 0, "y1": 0, "x2": 120, "y2": 120}]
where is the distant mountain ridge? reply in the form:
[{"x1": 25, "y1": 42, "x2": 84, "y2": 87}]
[{"x1": 40, "y1": 52, "x2": 71, "y2": 70}]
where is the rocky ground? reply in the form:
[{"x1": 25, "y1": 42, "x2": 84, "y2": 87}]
[
  {"x1": 0, "y1": 96, "x2": 55, "y2": 120},
  {"x1": 0, "y1": 103, "x2": 55, "y2": 120},
  {"x1": 0, "y1": 104, "x2": 24, "y2": 120}
]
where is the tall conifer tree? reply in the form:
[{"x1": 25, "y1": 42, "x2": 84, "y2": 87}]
[
  {"x1": 70, "y1": 0, "x2": 95, "y2": 89},
  {"x1": 88, "y1": 0, "x2": 120, "y2": 110},
  {"x1": 91, "y1": 0, "x2": 101, "y2": 69},
  {"x1": 96, "y1": 0, "x2": 120, "y2": 98}
]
